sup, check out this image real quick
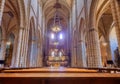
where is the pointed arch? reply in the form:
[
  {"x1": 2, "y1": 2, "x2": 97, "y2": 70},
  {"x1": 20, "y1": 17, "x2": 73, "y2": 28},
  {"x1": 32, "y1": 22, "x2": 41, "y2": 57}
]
[
  {"x1": 27, "y1": 17, "x2": 37, "y2": 67},
  {"x1": 5, "y1": 33, "x2": 15, "y2": 67}
]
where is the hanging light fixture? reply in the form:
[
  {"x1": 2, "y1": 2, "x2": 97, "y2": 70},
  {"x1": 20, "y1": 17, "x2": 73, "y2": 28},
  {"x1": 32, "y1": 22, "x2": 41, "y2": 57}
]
[{"x1": 51, "y1": 0, "x2": 62, "y2": 33}]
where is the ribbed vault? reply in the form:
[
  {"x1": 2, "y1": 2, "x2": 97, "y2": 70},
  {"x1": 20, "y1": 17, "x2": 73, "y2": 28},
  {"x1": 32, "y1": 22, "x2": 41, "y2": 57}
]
[{"x1": 41, "y1": 0, "x2": 73, "y2": 28}]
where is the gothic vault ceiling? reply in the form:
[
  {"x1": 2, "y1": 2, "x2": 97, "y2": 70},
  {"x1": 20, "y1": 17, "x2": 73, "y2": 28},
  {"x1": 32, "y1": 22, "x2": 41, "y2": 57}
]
[
  {"x1": 41, "y1": 0, "x2": 73, "y2": 28},
  {"x1": 2, "y1": 0, "x2": 20, "y2": 35},
  {"x1": 98, "y1": 6, "x2": 113, "y2": 39}
]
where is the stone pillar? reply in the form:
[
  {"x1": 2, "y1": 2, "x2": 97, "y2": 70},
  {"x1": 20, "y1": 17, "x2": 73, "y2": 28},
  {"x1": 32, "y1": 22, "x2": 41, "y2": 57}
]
[
  {"x1": 23, "y1": 28, "x2": 29, "y2": 67},
  {"x1": 0, "y1": 39, "x2": 6, "y2": 67},
  {"x1": 25, "y1": 0, "x2": 31, "y2": 68},
  {"x1": 71, "y1": 38, "x2": 77, "y2": 67},
  {"x1": 19, "y1": 27, "x2": 26, "y2": 68},
  {"x1": 11, "y1": 34, "x2": 18, "y2": 67},
  {"x1": 69, "y1": 6, "x2": 73, "y2": 67},
  {"x1": 20, "y1": 27, "x2": 32, "y2": 68},
  {"x1": 29, "y1": 40, "x2": 37, "y2": 67},
  {"x1": 15, "y1": 27, "x2": 24, "y2": 67},
  {"x1": 73, "y1": 47, "x2": 77, "y2": 67},
  {"x1": 19, "y1": 27, "x2": 31, "y2": 68},
  {"x1": 37, "y1": 43, "x2": 43, "y2": 67},
  {"x1": 86, "y1": 28, "x2": 102, "y2": 68},
  {"x1": 71, "y1": 36, "x2": 77, "y2": 67},
  {"x1": 26, "y1": 34, "x2": 31, "y2": 67},
  {"x1": 0, "y1": 0, "x2": 5, "y2": 25},
  {"x1": 75, "y1": 0, "x2": 78, "y2": 66},
  {"x1": 76, "y1": 41, "x2": 83, "y2": 67},
  {"x1": 111, "y1": 0, "x2": 120, "y2": 54},
  {"x1": 77, "y1": 40, "x2": 87, "y2": 67},
  {"x1": 0, "y1": 0, "x2": 5, "y2": 67}
]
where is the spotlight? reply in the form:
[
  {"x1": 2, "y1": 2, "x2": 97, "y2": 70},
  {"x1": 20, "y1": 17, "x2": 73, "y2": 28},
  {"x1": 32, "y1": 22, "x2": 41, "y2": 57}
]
[
  {"x1": 51, "y1": 33, "x2": 55, "y2": 39},
  {"x1": 59, "y1": 33, "x2": 63, "y2": 39}
]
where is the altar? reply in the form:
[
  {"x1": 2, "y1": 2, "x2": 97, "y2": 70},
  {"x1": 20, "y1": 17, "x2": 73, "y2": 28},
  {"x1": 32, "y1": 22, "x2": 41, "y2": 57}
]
[{"x1": 46, "y1": 55, "x2": 68, "y2": 67}]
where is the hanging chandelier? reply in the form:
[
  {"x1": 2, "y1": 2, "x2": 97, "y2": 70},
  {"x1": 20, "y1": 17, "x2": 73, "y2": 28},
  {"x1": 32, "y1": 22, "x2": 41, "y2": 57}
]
[
  {"x1": 51, "y1": 25, "x2": 61, "y2": 32},
  {"x1": 51, "y1": 0, "x2": 62, "y2": 33}
]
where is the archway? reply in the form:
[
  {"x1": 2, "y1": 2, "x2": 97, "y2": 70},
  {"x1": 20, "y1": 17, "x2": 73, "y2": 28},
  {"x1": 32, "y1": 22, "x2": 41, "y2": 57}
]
[
  {"x1": 99, "y1": 36, "x2": 107, "y2": 67},
  {"x1": 27, "y1": 17, "x2": 38, "y2": 67},
  {"x1": 109, "y1": 25, "x2": 119, "y2": 67},
  {"x1": 0, "y1": 0, "x2": 24, "y2": 67},
  {"x1": 44, "y1": 0, "x2": 70, "y2": 67},
  {"x1": 5, "y1": 33, "x2": 15, "y2": 67},
  {"x1": 97, "y1": 2, "x2": 114, "y2": 67}
]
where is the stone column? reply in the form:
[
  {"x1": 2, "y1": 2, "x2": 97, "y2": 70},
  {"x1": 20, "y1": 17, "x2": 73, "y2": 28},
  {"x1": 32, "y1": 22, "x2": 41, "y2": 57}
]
[
  {"x1": 0, "y1": 39, "x2": 6, "y2": 67},
  {"x1": 23, "y1": 28, "x2": 29, "y2": 67},
  {"x1": 37, "y1": 43, "x2": 43, "y2": 67},
  {"x1": 75, "y1": 0, "x2": 78, "y2": 66},
  {"x1": 11, "y1": 34, "x2": 18, "y2": 67},
  {"x1": 26, "y1": 34, "x2": 31, "y2": 67},
  {"x1": 19, "y1": 27, "x2": 26, "y2": 68},
  {"x1": 29, "y1": 40, "x2": 38, "y2": 67},
  {"x1": 0, "y1": 0, "x2": 5, "y2": 67},
  {"x1": 0, "y1": 0, "x2": 5, "y2": 25},
  {"x1": 76, "y1": 41, "x2": 83, "y2": 67},
  {"x1": 86, "y1": 28, "x2": 102, "y2": 68},
  {"x1": 21, "y1": 26, "x2": 33, "y2": 68},
  {"x1": 71, "y1": 38, "x2": 77, "y2": 67},
  {"x1": 77, "y1": 40, "x2": 87, "y2": 67},
  {"x1": 19, "y1": 27, "x2": 31, "y2": 68},
  {"x1": 24, "y1": 0, "x2": 31, "y2": 68},
  {"x1": 73, "y1": 36, "x2": 78, "y2": 67},
  {"x1": 15, "y1": 27, "x2": 24, "y2": 67},
  {"x1": 73, "y1": 47, "x2": 77, "y2": 67},
  {"x1": 111, "y1": 0, "x2": 120, "y2": 54}
]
